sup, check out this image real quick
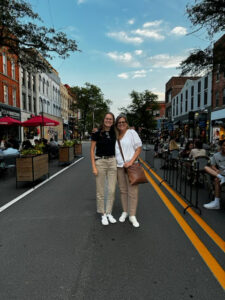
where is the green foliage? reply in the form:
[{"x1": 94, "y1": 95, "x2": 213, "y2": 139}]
[
  {"x1": 21, "y1": 148, "x2": 43, "y2": 156},
  {"x1": 70, "y1": 83, "x2": 111, "y2": 136},
  {"x1": 0, "y1": 0, "x2": 79, "y2": 71},
  {"x1": 62, "y1": 140, "x2": 74, "y2": 147},
  {"x1": 179, "y1": 0, "x2": 225, "y2": 75},
  {"x1": 119, "y1": 90, "x2": 159, "y2": 138}
]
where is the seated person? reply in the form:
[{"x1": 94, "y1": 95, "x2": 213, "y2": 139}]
[
  {"x1": 204, "y1": 139, "x2": 225, "y2": 210},
  {"x1": 180, "y1": 141, "x2": 194, "y2": 159},
  {"x1": 189, "y1": 140, "x2": 206, "y2": 159},
  {"x1": 22, "y1": 140, "x2": 34, "y2": 150},
  {"x1": 168, "y1": 138, "x2": 179, "y2": 151},
  {"x1": 3, "y1": 142, "x2": 19, "y2": 155}
]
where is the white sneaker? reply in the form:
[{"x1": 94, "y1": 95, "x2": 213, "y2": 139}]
[
  {"x1": 101, "y1": 214, "x2": 109, "y2": 225},
  {"x1": 119, "y1": 212, "x2": 128, "y2": 223},
  {"x1": 220, "y1": 176, "x2": 225, "y2": 186},
  {"x1": 129, "y1": 216, "x2": 140, "y2": 228},
  {"x1": 107, "y1": 214, "x2": 117, "y2": 223},
  {"x1": 203, "y1": 200, "x2": 220, "y2": 210}
]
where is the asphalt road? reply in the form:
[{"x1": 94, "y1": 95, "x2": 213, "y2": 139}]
[{"x1": 0, "y1": 142, "x2": 224, "y2": 299}]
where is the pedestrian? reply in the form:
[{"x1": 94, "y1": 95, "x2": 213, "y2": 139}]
[
  {"x1": 90, "y1": 112, "x2": 117, "y2": 226},
  {"x1": 115, "y1": 114, "x2": 142, "y2": 228},
  {"x1": 189, "y1": 140, "x2": 206, "y2": 159}
]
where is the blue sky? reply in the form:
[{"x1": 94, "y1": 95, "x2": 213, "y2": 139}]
[{"x1": 28, "y1": 0, "x2": 210, "y2": 115}]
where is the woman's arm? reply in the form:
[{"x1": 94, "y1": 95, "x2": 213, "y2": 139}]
[
  {"x1": 124, "y1": 146, "x2": 142, "y2": 168},
  {"x1": 90, "y1": 141, "x2": 98, "y2": 175}
]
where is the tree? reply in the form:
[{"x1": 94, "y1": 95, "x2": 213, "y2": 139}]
[
  {"x1": 119, "y1": 90, "x2": 159, "y2": 140},
  {"x1": 70, "y1": 83, "x2": 112, "y2": 137},
  {"x1": 0, "y1": 0, "x2": 79, "y2": 71},
  {"x1": 179, "y1": 0, "x2": 225, "y2": 75}
]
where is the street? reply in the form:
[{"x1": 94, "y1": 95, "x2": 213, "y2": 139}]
[{"x1": 0, "y1": 142, "x2": 224, "y2": 300}]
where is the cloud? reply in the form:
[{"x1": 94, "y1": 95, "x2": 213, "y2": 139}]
[
  {"x1": 147, "y1": 54, "x2": 186, "y2": 68},
  {"x1": 117, "y1": 69, "x2": 148, "y2": 80},
  {"x1": 132, "y1": 70, "x2": 147, "y2": 78},
  {"x1": 107, "y1": 51, "x2": 141, "y2": 67},
  {"x1": 77, "y1": 0, "x2": 85, "y2": 4},
  {"x1": 134, "y1": 50, "x2": 143, "y2": 56},
  {"x1": 143, "y1": 20, "x2": 163, "y2": 28},
  {"x1": 171, "y1": 26, "x2": 187, "y2": 36},
  {"x1": 128, "y1": 19, "x2": 135, "y2": 25},
  {"x1": 132, "y1": 28, "x2": 165, "y2": 41},
  {"x1": 118, "y1": 73, "x2": 129, "y2": 79},
  {"x1": 107, "y1": 31, "x2": 143, "y2": 44}
]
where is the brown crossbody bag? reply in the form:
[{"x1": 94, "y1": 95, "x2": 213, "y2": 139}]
[{"x1": 117, "y1": 139, "x2": 148, "y2": 185}]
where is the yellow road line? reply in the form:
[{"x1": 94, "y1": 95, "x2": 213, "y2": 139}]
[
  {"x1": 143, "y1": 169, "x2": 225, "y2": 291},
  {"x1": 140, "y1": 158, "x2": 225, "y2": 254}
]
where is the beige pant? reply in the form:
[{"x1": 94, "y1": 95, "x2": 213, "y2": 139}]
[
  {"x1": 95, "y1": 157, "x2": 117, "y2": 214},
  {"x1": 117, "y1": 167, "x2": 139, "y2": 216}
]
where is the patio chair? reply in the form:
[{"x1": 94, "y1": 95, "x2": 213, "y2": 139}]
[
  {"x1": 1, "y1": 154, "x2": 20, "y2": 175},
  {"x1": 192, "y1": 155, "x2": 210, "y2": 185}
]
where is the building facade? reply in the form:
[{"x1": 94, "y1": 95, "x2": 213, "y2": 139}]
[
  {"x1": 172, "y1": 73, "x2": 212, "y2": 141},
  {"x1": 0, "y1": 48, "x2": 21, "y2": 140}
]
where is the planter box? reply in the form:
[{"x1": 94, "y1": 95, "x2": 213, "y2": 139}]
[
  {"x1": 16, "y1": 154, "x2": 49, "y2": 186},
  {"x1": 74, "y1": 144, "x2": 82, "y2": 156},
  {"x1": 59, "y1": 146, "x2": 74, "y2": 163}
]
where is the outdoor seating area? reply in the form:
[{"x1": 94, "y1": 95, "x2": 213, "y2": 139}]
[{"x1": 144, "y1": 144, "x2": 224, "y2": 214}]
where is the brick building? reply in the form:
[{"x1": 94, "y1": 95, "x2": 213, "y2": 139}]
[{"x1": 0, "y1": 48, "x2": 21, "y2": 140}]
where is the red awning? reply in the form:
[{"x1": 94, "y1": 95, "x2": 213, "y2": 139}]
[
  {"x1": 22, "y1": 115, "x2": 60, "y2": 127},
  {"x1": 0, "y1": 116, "x2": 22, "y2": 125}
]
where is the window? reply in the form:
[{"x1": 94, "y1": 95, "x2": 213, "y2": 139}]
[
  {"x1": 204, "y1": 76, "x2": 208, "y2": 89},
  {"x1": 180, "y1": 93, "x2": 183, "y2": 114},
  {"x1": 185, "y1": 90, "x2": 188, "y2": 112},
  {"x1": 4, "y1": 85, "x2": 8, "y2": 104},
  {"x1": 27, "y1": 72, "x2": 31, "y2": 89},
  {"x1": 22, "y1": 68, "x2": 25, "y2": 86},
  {"x1": 46, "y1": 81, "x2": 49, "y2": 95},
  {"x1": 43, "y1": 78, "x2": 45, "y2": 94},
  {"x1": 33, "y1": 75, "x2": 36, "y2": 92},
  {"x1": 216, "y1": 65, "x2": 220, "y2": 81},
  {"x1": 11, "y1": 60, "x2": 15, "y2": 79},
  {"x1": 176, "y1": 97, "x2": 178, "y2": 115},
  {"x1": 3, "y1": 53, "x2": 7, "y2": 74},
  {"x1": 13, "y1": 89, "x2": 17, "y2": 106},
  {"x1": 223, "y1": 89, "x2": 225, "y2": 105},
  {"x1": 22, "y1": 93, "x2": 27, "y2": 110},
  {"x1": 39, "y1": 75, "x2": 41, "y2": 92},
  {"x1": 28, "y1": 95, "x2": 32, "y2": 112},
  {"x1": 191, "y1": 86, "x2": 194, "y2": 110},
  {"x1": 215, "y1": 91, "x2": 219, "y2": 107},
  {"x1": 33, "y1": 98, "x2": 36, "y2": 114},
  {"x1": 198, "y1": 81, "x2": 201, "y2": 93},
  {"x1": 204, "y1": 91, "x2": 208, "y2": 105},
  {"x1": 197, "y1": 94, "x2": 201, "y2": 107}
]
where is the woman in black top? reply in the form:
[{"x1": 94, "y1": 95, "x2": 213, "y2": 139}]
[{"x1": 90, "y1": 112, "x2": 117, "y2": 226}]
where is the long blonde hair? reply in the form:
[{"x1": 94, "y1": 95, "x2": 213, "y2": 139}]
[{"x1": 169, "y1": 139, "x2": 179, "y2": 151}]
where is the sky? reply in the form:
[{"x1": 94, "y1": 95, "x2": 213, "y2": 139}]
[{"x1": 27, "y1": 0, "x2": 210, "y2": 116}]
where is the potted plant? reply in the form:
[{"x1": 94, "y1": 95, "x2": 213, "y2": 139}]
[
  {"x1": 59, "y1": 140, "x2": 74, "y2": 163},
  {"x1": 73, "y1": 139, "x2": 82, "y2": 156},
  {"x1": 16, "y1": 146, "x2": 49, "y2": 187}
]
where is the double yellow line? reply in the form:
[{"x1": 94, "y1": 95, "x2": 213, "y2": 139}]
[{"x1": 140, "y1": 158, "x2": 225, "y2": 291}]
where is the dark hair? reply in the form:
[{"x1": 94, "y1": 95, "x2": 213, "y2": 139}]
[
  {"x1": 194, "y1": 140, "x2": 203, "y2": 149},
  {"x1": 185, "y1": 140, "x2": 194, "y2": 151},
  {"x1": 219, "y1": 139, "x2": 225, "y2": 147},
  {"x1": 98, "y1": 112, "x2": 115, "y2": 135},
  {"x1": 4, "y1": 141, "x2": 12, "y2": 149}
]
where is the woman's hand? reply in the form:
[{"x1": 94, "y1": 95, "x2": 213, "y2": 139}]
[
  {"x1": 92, "y1": 167, "x2": 98, "y2": 176},
  {"x1": 124, "y1": 161, "x2": 133, "y2": 168}
]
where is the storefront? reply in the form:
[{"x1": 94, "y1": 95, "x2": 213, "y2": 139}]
[
  {"x1": 211, "y1": 108, "x2": 225, "y2": 143},
  {"x1": 0, "y1": 103, "x2": 21, "y2": 141}
]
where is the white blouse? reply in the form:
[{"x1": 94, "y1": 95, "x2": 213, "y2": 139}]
[{"x1": 115, "y1": 129, "x2": 142, "y2": 167}]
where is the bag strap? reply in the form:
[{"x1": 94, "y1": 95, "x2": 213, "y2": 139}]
[{"x1": 117, "y1": 139, "x2": 125, "y2": 163}]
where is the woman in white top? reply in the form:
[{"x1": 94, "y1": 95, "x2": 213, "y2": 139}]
[
  {"x1": 115, "y1": 115, "x2": 142, "y2": 228},
  {"x1": 189, "y1": 140, "x2": 206, "y2": 159}
]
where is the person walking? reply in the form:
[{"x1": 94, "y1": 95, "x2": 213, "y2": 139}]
[
  {"x1": 115, "y1": 115, "x2": 142, "y2": 228},
  {"x1": 90, "y1": 112, "x2": 117, "y2": 226}
]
